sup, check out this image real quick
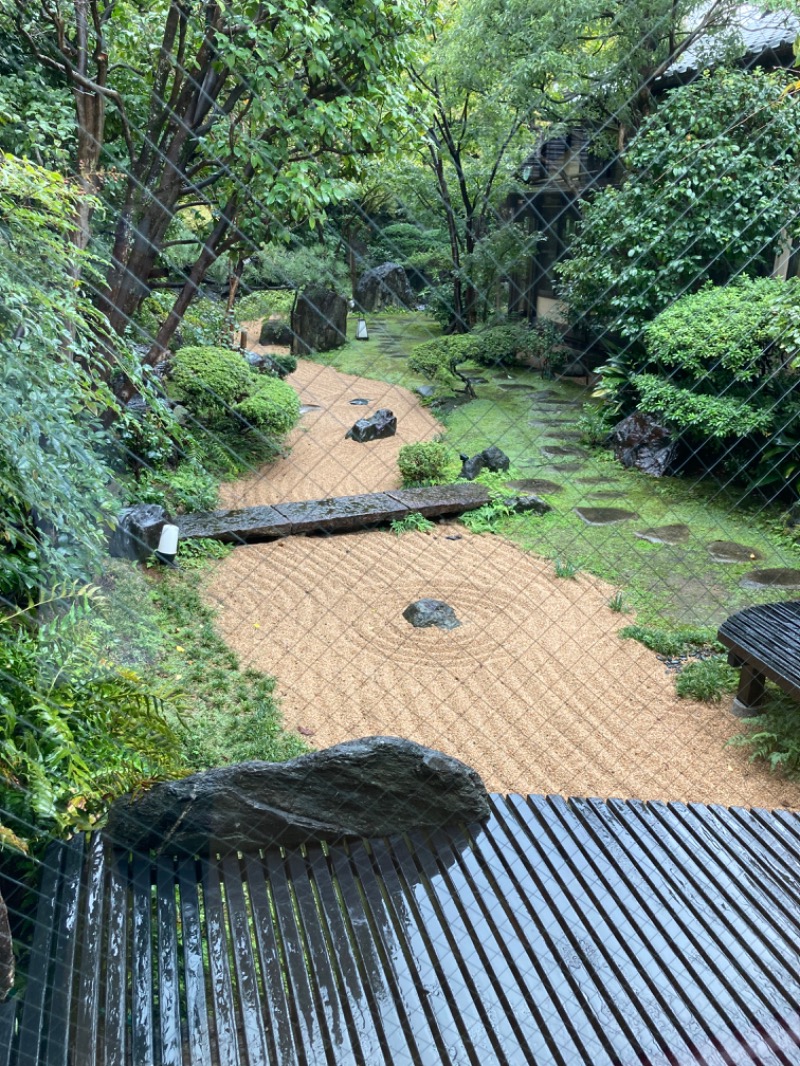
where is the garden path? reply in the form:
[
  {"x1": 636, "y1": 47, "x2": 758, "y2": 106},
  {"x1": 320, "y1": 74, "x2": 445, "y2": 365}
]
[{"x1": 204, "y1": 325, "x2": 800, "y2": 808}]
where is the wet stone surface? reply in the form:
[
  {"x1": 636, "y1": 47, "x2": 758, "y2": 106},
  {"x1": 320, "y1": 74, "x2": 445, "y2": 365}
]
[
  {"x1": 740, "y1": 568, "x2": 800, "y2": 590},
  {"x1": 708, "y1": 541, "x2": 763, "y2": 564},
  {"x1": 576, "y1": 507, "x2": 639, "y2": 526},
  {"x1": 590, "y1": 490, "x2": 628, "y2": 501},
  {"x1": 505, "y1": 478, "x2": 563, "y2": 495},
  {"x1": 299, "y1": 404, "x2": 322, "y2": 414},
  {"x1": 576, "y1": 476, "x2": 608, "y2": 485},
  {"x1": 403, "y1": 599, "x2": 462, "y2": 630},
  {"x1": 497, "y1": 383, "x2": 537, "y2": 392},
  {"x1": 349, "y1": 398, "x2": 371, "y2": 405},
  {"x1": 541, "y1": 445, "x2": 589, "y2": 459},
  {"x1": 549, "y1": 462, "x2": 584, "y2": 472},
  {"x1": 634, "y1": 524, "x2": 691, "y2": 545}
]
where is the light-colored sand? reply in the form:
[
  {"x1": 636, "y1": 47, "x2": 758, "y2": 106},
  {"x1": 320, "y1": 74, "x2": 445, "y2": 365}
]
[
  {"x1": 206, "y1": 354, "x2": 800, "y2": 808},
  {"x1": 218, "y1": 353, "x2": 442, "y2": 508}
]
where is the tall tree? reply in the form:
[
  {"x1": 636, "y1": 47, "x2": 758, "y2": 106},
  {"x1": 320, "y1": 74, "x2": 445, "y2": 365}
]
[{"x1": 3, "y1": 0, "x2": 424, "y2": 377}]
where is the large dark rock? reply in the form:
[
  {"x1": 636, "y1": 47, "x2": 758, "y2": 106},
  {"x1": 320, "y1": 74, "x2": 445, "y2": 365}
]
[
  {"x1": 499, "y1": 494, "x2": 551, "y2": 516},
  {"x1": 355, "y1": 262, "x2": 415, "y2": 312},
  {"x1": 104, "y1": 737, "x2": 490, "y2": 854},
  {"x1": 460, "y1": 446, "x2": 511, "y2": 480},
  {"x1": 258, "y1": 319, "x2": 294, "y2": 346},
  {"x1": 403, "y1": 599, "x2": 462, "y2": 630},
  {"x1": 291, "y1": 288, "x2": 347, "y2": 355},
  {"x1": 108, "y1": 504, "x2": 169, "y2": 561},
  {"x1": 345, "y1": 408, "x2": 397, "y2": 442},
  {"x1": 608, "y1": 412, "x2": 676, "y2": 477}
]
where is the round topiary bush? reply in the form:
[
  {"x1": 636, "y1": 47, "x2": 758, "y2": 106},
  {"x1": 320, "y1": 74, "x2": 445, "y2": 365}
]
[
  {"x1": 398, "y1": 441, "x2": 460, "y2": 486},
  {"x1": 233, "y1": 375, "x2": 301, "y2": 436},
  {"x1": 171, "y1": 346, "x2": 253, "y2": 417}
]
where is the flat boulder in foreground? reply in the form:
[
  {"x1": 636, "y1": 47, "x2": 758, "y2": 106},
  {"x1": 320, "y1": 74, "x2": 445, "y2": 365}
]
[{"x1": 105, "y1": 736, "x2": 490, "y2": 854}]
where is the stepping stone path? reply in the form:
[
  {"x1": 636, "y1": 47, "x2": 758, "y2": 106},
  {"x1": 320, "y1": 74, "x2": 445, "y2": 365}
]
[
  {"x1": 505, "y1": 478, "x2": 563, "y2": 495},
  {"x1": 541, "y1": 445, "x2": 588, "y2": 459},
  {"x1": 634, "y1": 525, "x2": 691, "y2": 545},
  {"x1": 708, "y1": 541, "x2": 763, "y2": 564},
  {"x1": 740, "y1": 568, "x2": 800, "y2": 590},
  {"x1": 576, "y1": 507, "x2": 639, "y2": 525}
]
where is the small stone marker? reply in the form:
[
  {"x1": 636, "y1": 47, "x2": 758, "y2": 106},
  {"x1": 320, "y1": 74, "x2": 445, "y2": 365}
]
[{"x1": 403, "y1": 599, "x2": 461, "y2": 630}]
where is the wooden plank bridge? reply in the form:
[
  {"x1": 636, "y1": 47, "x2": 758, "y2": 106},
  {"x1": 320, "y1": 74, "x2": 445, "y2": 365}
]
[{"x1": 5, "y1": 793, "x2": 800, "y2": 1064}]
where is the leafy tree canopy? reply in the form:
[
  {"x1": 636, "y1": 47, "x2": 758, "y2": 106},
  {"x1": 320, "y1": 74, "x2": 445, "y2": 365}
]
[{"x1": 558, "y1": 69, "x2": 800, "y2": 341}]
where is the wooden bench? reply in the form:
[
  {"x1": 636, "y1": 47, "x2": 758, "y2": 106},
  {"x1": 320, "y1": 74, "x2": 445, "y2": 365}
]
[{"x1": 717, "y1": 600, "x2": 800, "y2": 717}]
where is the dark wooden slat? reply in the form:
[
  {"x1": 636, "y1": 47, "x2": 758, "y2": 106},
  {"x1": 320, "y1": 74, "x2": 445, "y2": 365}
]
[
  {"x1": 346, "y1": 840, "x2": 459, "y2": 1065},
  {"x1": 0, "y1": 999, "x2": 17, "y2": 1066},
  {"x1": 326, "y1": 845, "x2": 419, "y2": 1064},
  {"x1": 73, "y1": 835, "x2": 108, "y2": 1065},
  {"x1": 220, "y1": 855, "x2": 270, "y2": 1066},
  {"x1": 103, "y1": 850, "x2": 129, "y2": 1066},
  {"x1": 511, "y1": 795, "x2": 737, "y2": 1065},
  {"x1": 304, "y1": 845, "x2": 387, "y2": 1064},
  {"x1": 156, "y1": 856, "x2": 182, "y2": 1066},
  {"x1": 456, "y1": 807, "x2": 622, "y2": 1065},
  {"x1": 201, "y1": 856, "x2": 241, "y2": 1066},
  {"x1": 243, "y1": 854, "x2": 300, "y2": 1065},
  {"x1": 406, "y1": 828, "x2": 548, "y2": 1066},
  {"x1": 177, "y1": 858, "x2": 212, "y2": 1066},
  {"x1": 131, "y1": 852, "x2": 154, "y2": 1066},
  {"x1": 284, "y1": 849, "x2": 360, "y2": 1064},
  {"x1": 43, "y1": 836, "x2": 84, "y2": 1066},
  {"x1": 16, "y1": 843, "x2": 64, "y2": 1066},
  {"x1": 385, "y1": 835, "x2": 506, "y2": 1065},
  {"x1": 265, "y1": 849, "x2": 329, "y2": 1065},
  {"x1": 367, "y1": 839, "x2": 478, "y2": 1066},
  {"x1": 602, "y1": 798, "x2": 800, "y2": 1064},
  {"x1": 718, "y1": 602, "x2": 800, "y2": 703}
]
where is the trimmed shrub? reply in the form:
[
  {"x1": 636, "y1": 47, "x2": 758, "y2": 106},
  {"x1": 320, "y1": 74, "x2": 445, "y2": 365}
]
[
  {"x1": 470, "y1": 323, "x2": 535, "y2": 368},
  {"x1": 233, "y1": 375, "x2": 300, "y2": 436},
  {"x1": 409, "y1": 335, "x2": 475, "y2": 393},
  {"x1": 171, "y1": 346, "x2": 253, "y2": 417},
  {"x1": 398, "y1": 441, "x2": 460, "y2": 486},
  {"x1": 237, "y1": 289, "x2": 294, "y2": 321}
]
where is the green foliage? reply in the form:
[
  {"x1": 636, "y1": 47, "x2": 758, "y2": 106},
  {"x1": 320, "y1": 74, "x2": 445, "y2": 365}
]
[
  {"x1": 576, "y1": 404, "x2": 615, "y2": 446},
  {"x1": 554, "y1": 558, "x2": 580, "y2": 579},
  {"x1": 149, "y1": 572, "x2": 307, "y2": 770},
  {"x1": 675, "y1": 656, "x2": 738, "y2": 702},
  {"x1": 133, "y1": 459, "x2": 219, "y2": 515},
  {"x1": 469, "y1": 323, "x2": 533, "y2": 368},
  {"x1": 236, "y1": 290, "x2": 295, "y2": 322},
  {"x1": 619, "y1": 624, "x2": 720, "y2": 657},
  {"x1": 233, "y1": 376, "x2": 301, "y2": 437},
  {"x1": 608, "y1": 591, "x2": 627, "y2": 613},
  {"x1": 390, "y1": 512, "x2": 435, "y2": 534},
  {"x1": 729, "y1": 690, "x2": 800, "y2": 778},
  {"x1": 398, "y1": 441, "x2": 460, "y2": 486},
  {"x1": 175, "y1": 538, "x2": 232, "y2": 568},
  {"x1": 0, "y1": 587, "x2": 183, "y2": 852},
  {"x1": 0, "y1": 153, "x2": 142, "y2": 598},
  {"x1": 409, "y1": 335, "x2": 476, "y2": 393},
  {"x1": 460, "y1": 492, "x2": 516, "y2": 534},
  {"x1": 177, "y1": 298, "x2": 228, "y2": 350},
  {"x1": 246, "y1": 242, "x2": 350, "y2": 295},
  {"x1": 369, "y1": 221, "x2": 447, "y2": 274},
  {"x1": 559, "y1": 70, "x2": 800, "y2": 340},
  {"x1": 269, "y1": 355, "x2": 298, "y2": 379},
  {"x1": 171, "y1": 346, "x2": 254, "y2": 417}
]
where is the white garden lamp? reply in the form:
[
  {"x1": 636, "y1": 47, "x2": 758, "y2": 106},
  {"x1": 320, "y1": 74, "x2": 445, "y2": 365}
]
[
  {"x1": 155, "y1": 523, "x2": 180, "y2": 567},
  {"x1": 356, "y1": 318, "x2": 368, "y2": 341}
]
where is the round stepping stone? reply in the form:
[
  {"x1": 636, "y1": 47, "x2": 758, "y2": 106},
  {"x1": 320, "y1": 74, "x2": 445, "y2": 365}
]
[
  {"x1": 740, "y1": 568, "x2": 800, "y2": 590},
  {"x1": 550, "y1": 462, "x2": 583, "y2": 472},
  {"x1": 575, "y1": 507, "x2": 639, "y2": 525},
  {"x1": 634, "y1": 524, "x2": 691, "y2": 545},
  {"x1": 541, "y1": 445, "x2": 588, "y2": 459},
  {"x1": 505, "y1": 478, "x2": 563, "y2": 495},
  {"x1": 708, "y1": 540, "x2": 763, "y2": 564},
  {"x1": 349, "y1": 398, "x2": 371, "y2": 405},
  {"x1": 497, "y1": 382, "x2": 536, "y2": 391},
  {"x1": 576, "y1": 476, "x2": 607, "y2": 485},
  {"x1": 544, "y1": 430, "x2": 583, "y2": 440}
]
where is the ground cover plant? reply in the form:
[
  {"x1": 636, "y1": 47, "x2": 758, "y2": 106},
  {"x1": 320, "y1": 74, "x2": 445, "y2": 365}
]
[{"x1": 730, "y1": 689, "x2": 800, "y2": 778}]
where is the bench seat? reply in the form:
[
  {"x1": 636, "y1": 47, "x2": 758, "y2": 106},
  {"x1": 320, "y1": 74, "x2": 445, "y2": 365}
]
[{"x1": 717, "y1": 600, "x2": 800, "y2": 716}]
